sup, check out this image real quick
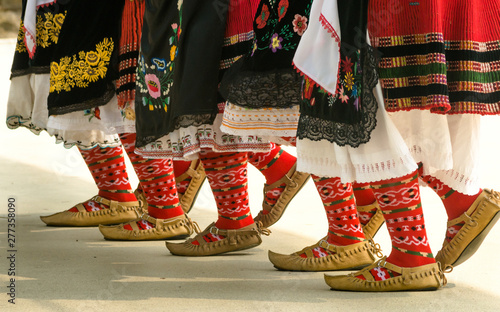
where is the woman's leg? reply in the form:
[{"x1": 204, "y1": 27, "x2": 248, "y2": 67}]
[
  {"x1": 40, "y1": 144, "x2": 141, "y2": 226},
  {"x1": 268, "y1": 176, "x2": 380, "y2": 271},
  {"x1": 325, "y1": 171, "x2": 445, "y2": 291},
  {"x1": 98, "y1": 133, "x2": 196, "y2": 240},
  {"x1": 248, "y1": 143, "x2": 309, "y2": 227},
  {"x1": 166, "y1": 150, "x2": 269, "y2": 256}
]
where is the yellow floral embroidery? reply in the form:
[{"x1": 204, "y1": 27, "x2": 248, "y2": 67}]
[
  {"x1": 36, "y1": 12, "x2": 65, "y2": 48},
  {"x1": 15, "y1": 11, "x2": 66, "y2": 53},
  {"x1": 50, "y1": 38, "x2": 114, "y2": 93},
  {"x1": 15, "y1": 22, "x2": 26, "y2": 53},
  {"x1": 344, "y1": 72, "x2": 354, "y2": 91}
]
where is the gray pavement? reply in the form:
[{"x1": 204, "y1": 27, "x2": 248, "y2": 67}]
[{"x1": 1, "y1": 38, "x2": 500, "y2": 311}]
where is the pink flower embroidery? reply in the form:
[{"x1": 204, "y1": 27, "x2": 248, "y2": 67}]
[
  {"x1": 340, "y1": 86, "x2": 349, "y2": 103},
  {"x1": 145, "y1": 74, "x2": 161, "y2": 99},
  {"x1": 292, "y1": 14, "x2": 308, "y2": 36}
]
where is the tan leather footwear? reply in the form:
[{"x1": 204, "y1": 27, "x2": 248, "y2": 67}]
[
  {"x1": 324, "y1": 257, "x2": 446, "y2": 292},
  {"x1": 166, "y1": 222, "x2": 270, "y2": 256},
  {"x1": 134, "y1": 185, "x2": 148, "y2": 215},
  {"x1": 98, "y1": 213, "x2": 198, "y2": 241},
  {"x1": 358, "y1": 201, "x2": 385, "y2": 239},
  {"x1": 268, "y1": 238, "x2": 381, "y2": 271},
  {"x1": 40, "y1": 195, "x2": 142, "y2": 227},
  {"x1": 254, "y1": 163, "x2": 310, "y2": 228},
  {"x1": 176, "y1": 160, "x2": 206, "y2": 214},
  {"x1": 435, "y1": 188, "x2": 500, "y2": 269}
]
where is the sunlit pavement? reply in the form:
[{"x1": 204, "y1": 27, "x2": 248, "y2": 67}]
[{"x1": 1, "y1": 38, "x2": 499, "y2": 311}]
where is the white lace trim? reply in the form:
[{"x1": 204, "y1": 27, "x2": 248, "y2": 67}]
[
  {"x1": 46, "y1": 92, "x2": 136, "y2": 134},
  {"x1": 221, "y1": 102, "x2": 299, "y2": 138},
  {"x1": 6, "y1": 74, "x2": 122, "y2": 149},
  {"x1": 7, "y1": 115, "x2": 121, "y2": 149},
  {"x1": 296, "y1": 86, "x2": 418, "y2": 183},
  {"x1": 135, "y1": 114, "x2": 271, "y2": 160},
  {"x1": 293, "y1": 0, "x2": 341, "y2": 95},
  {"x1": 297, "y1": 138, "x2": 417, "y2": 183},
  {"x1": 390, "y1": 110, "x2": 481, "y2": 194}
]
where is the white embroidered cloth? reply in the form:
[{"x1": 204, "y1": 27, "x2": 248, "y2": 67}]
[
  {"x1": 23, "y1": 0, "x2": 56, "y2": 58},
  {"x1": 293, "y1": 0, "x2": 341, "y2": 95}
]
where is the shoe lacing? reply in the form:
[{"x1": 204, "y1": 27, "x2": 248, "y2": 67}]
[
  {"x1": 490, "y1": 189, "x2": 500, "y2": 201},
  {"x1": 139, "y1": 211, "x2": 147, "y2": 220},
  {"x1": 373, "y1": 258, "x2": 416, "y2": 285},
  {"x1": 437, "y1": 262, "x2": 448, "y2": 286},
  {"x1": 376, "y1": 257, "x2": 387, "y2": 268},
  {"x1": 463, "y1": 212, "x2": 478, "y2": 227},
  {"x1": 318, "y1": 239, "x2": 339, "y2": 259},
  {"x1": 439, "y1": 260, "x2": 453, "y2": 275},
  {"x1": 368, "y1": 238, "x2": 384, "y2": 258},
  {"x1": 209, "y1": 226, "x2": 221, "y2": 235},
  {"x1": 188, "y1": 217, "x2": 201, "y2": 234},
  {"x1": 286, "y1": 175, "x2": 298, "y2": 188},
  {"x1": 256, "y1": 221, "x2": 271, "y2": 236}
]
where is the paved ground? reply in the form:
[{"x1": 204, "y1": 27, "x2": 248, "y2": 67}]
[{"x1": 0, "y1": 39, "x2": 500, "y2": 311}]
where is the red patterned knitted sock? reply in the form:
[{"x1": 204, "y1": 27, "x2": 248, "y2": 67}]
[
  {"x1": 173, "y1": 160, "x2": 192, "y2": 195},
  {"x1": 120, "y1": 133, "x2": 184, "y2": 231},
  {"x1": 352, "y1": 182, "x2": 377, "y2": 227},
  {"x1": 70, "y1": 145, "x2": 136, "y2": 212},
  {"x1": 194, "y1": 151, "x2": 253, "y2": 245},
  {"x1": 420, "y1": 174, "x2": 481, "y2": 242},
  {"x1": 356, "y1": 171, "x2": 435, "y2": 281},
  {"x1": 248, "y1": 143, "x2": 296, "y2": 214},
  {"x1": 299, "y1": 176, "x2": 366, "y2": 259}
]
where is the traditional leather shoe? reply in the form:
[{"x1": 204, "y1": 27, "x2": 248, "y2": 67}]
[
  {"x1": 134, "y1": 185, "x2": 148, "y2": 215},
  {"x1": 358, "y1": 201, "x2": 385, "y2": 239},
  {"x1": 268, "y1": 238, "x2": 381, "y2": 271},
  {"x1": 254, "y1": 163, "x2": 309, "y2": 228},
  {"x1": 324, "y1": 257, "x2": 446, "y2": 292},
  {"x1": 40, "y1": 195, "x2": 142, "y2": 227},
  {"x1": 435, "y1": 188, "x2": 500, "y2": 269},
  {"x1": 166, "y1": 222, "x2": 270, "y2": 256},
  {"x1": 176, "y1": 160, "x2": 206, "y2": 214},
  {"x1": 98, "y1": 213, "x2": 198, "y2": 241}
]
